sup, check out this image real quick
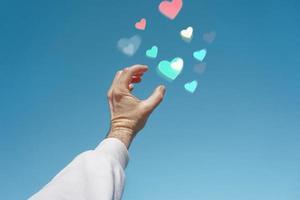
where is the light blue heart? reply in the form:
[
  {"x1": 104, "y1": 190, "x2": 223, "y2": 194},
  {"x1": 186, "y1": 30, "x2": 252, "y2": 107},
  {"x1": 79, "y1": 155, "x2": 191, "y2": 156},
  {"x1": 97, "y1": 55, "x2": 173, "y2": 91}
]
[
  {"x1": 117, "y1": 35, "x2": 141, "y2": 56},
  {"x1": 157, "y1": 58, "x2": 182, "y2": 81},
  {"x1": 184, "y1": 80, "x2": 198, "y2": 93},
  {"x1": 146, "y1": 46, "x2": 158, "y2": 58},
  {"x1": 193, "y1": 49, "x2": 207, "y2": 61}
]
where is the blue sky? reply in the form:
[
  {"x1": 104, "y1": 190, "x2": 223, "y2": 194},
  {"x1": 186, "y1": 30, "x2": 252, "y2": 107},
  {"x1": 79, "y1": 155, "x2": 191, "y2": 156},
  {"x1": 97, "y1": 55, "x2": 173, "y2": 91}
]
[{"x1": 0, "y1": 0, "x2": 300, "y2": 199}]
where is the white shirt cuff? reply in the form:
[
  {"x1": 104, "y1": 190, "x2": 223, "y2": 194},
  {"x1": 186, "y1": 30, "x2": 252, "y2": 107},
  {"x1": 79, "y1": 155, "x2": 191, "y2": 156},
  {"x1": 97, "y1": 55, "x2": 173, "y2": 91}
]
[{"x1": 95, "y1": 138, "x2": 129, "y2": 169}]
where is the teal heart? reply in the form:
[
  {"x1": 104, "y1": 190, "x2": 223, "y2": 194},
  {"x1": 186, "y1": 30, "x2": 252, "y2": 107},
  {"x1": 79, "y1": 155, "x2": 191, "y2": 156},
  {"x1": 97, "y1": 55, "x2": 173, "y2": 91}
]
[
  {"x1": 184, "y1": 80, "x2": 198, "y2": 93},
  {"x1": 146, "y1": 46, "x2": 158, "y2": 58},
  {"x1": 157, "y1": 57, "x2": 183, "y2": 81},
  {"x1": 193, "y1": 49, "x2": 207, "y2": 61}
]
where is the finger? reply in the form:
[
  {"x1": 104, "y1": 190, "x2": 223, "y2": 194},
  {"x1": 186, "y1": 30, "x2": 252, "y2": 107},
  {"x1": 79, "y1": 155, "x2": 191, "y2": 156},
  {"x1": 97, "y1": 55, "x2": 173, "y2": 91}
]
[
  {"x1": 131, "y1": 76, "x2": 142, "y2": 83},
  {"x1": 133, "y1": 72, "x2": 145, "y2": 77},
  {"x1": 130, "y1": 73, "x2": 144, "y2": 82},
  {"x1": 108, "y1": 70, "x2": 122, "y2": 96},
  {"x1": 129, "y1": 83, "x2": 134, "y2": 91},
  {"x1": 119, "y1": 65, "x2": 148, "y2": 87},
  {"x1": 142, "y1": 85, "x2": 166, "y2": 111},
  {"x1": 111, "y1": 70, "x2": 122, "y2": 87}
]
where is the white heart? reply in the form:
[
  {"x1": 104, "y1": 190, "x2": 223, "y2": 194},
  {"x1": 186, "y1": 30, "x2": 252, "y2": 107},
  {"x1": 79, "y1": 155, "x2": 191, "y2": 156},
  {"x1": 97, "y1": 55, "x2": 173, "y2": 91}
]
[
  {"x1": 123, "y1": 44, "x2": 135, "y2": 55},
  {"x1": 117, "y1": 35, "x2": 141, "y2": 56},
  {"x1": 171, "y1": 57, "x2": 184, "y2": 72},
  {"x1": 180, "y1": 26, "x2": 193, "y2": 40}
]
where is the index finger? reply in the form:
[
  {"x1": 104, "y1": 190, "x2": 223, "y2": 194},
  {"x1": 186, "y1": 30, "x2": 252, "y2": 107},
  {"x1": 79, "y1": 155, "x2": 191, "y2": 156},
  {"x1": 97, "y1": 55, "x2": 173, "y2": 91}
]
[{"x1": 118, "y1": 65, "x2": 148, "y2": 87}]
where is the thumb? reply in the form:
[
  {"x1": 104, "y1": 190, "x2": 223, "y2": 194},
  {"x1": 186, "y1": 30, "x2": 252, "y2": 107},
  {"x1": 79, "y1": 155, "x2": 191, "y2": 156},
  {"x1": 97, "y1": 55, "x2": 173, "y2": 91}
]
[{"x1": 143, "y1": 85, "x2": 166, "y2": 111}]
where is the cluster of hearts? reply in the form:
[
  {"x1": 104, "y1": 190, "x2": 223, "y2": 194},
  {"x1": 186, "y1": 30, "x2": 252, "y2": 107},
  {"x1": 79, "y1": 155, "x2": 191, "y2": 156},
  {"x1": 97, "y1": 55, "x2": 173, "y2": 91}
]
[{"x1": 117, "y1": 0, "x2": 216, "y2": 93}]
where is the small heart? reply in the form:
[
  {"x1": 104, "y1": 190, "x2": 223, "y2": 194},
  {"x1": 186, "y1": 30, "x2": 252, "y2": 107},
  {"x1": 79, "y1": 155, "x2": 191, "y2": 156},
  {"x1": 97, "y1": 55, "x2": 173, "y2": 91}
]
[
  {"x1": 203, "y1": 31, "x2": 216, "y2": 44},
  {"x1": 194, "y1": 63, "x2": 207, "y2": 75},
  {"x1": 184, "y1": 80, "x2": 198, "y2": 93},
  {"x1": 157, "y1": 57, "x2": 184, "y2": 81},
  {"x1": 159, "y1": 0, "x2": 183, "y2": 20},
  {"x1": 117, "y1": 35, "x2": 141, "y2": 56},
  {"x1": 170, "y1": 57, "x2": 184, "y2": 71},
  {"x1": 135, "y1": 18, "x2": 146, "y2": 30},
  {"x1": 146, "y1": 46, "x2": 158, "y2": 58},
  {"x1": 180, "y1": 26, "x2": 193, "y2": 42},
  {"x1": 193, "y1": 49, "x2": 207, "y2": 61},
  {"x1": 123, "y1": 44, "x2": 135, "y2": 55}
]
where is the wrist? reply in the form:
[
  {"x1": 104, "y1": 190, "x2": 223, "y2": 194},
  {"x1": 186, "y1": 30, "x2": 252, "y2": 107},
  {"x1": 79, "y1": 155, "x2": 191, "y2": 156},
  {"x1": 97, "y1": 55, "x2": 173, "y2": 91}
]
[{"x1": 106, "y1": 128, "x2": 135, "y2": 149}]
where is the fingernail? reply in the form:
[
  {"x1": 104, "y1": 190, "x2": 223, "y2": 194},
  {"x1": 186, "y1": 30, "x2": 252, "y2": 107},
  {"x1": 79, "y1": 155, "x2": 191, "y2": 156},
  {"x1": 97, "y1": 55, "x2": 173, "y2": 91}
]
[
  {"x1": 142, "y1": 65, "x2": 148, "y2": 70},
  {"x1": 160, "y1": 85, "x2": 166, "y2": 93}
]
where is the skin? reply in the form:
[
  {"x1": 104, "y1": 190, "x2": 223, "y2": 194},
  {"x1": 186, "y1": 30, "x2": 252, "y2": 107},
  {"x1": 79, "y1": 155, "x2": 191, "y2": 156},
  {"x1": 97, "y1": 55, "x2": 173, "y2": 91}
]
[{"x1": 106, "y1": 64, "x2": 166, "y2": 149}]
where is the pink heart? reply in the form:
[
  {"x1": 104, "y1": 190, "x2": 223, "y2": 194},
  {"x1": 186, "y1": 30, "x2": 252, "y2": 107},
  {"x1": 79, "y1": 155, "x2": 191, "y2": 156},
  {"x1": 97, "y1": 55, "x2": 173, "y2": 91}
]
[
  {"x1": 159, "y1": 0, "x2": 183, "y2": 20},
  {"x1": 135, "y1": 18, "x2": 146, "y2": 30}
]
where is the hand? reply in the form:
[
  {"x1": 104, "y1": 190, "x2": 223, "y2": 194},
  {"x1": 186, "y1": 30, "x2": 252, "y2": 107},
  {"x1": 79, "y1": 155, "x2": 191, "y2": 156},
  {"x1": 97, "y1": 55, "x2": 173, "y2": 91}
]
[{"x1": 106, "y1": 65, "x2": 166, "y2": 148}]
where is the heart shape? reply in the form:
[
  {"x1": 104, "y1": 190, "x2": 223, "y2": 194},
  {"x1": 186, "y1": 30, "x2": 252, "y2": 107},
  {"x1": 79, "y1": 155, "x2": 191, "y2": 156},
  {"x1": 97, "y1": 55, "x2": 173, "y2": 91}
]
[
  {"x1": 157, "y1": 57, "x2": 184, "y2": 81},
  {"x1": 193, "y1": 49, "x2": 207, "y2": 61},
  {"x1": 194, "y1": 63, "x2": 207, "y2": 74},
  {"x1": 159, "y1": 0, "x2": 183, "y2": 20},
  {"x1": 123, "y1": 44, "x2": 135, "y2": 55},
  {"x1": 170, "y1": 57, "x2": 184, "y2": 71},
  {"x1": 135, "y1": 18, "x2": 146, "y2": 30},
  {"x1": 203, "y1": 31, "x2": 216, "y2": 43},
  {"x1": 184, "y1": 80, "x2": 198, "y2": 93},
  {"x1": 117, "y1": 35, "x2": 141, "y2": 56},
  {"x1": 146, "y1": 46, "x2": 158, "y2": 58},
  {"x1": 180, "y1": 26, "x2": 193, "y2": 41}
]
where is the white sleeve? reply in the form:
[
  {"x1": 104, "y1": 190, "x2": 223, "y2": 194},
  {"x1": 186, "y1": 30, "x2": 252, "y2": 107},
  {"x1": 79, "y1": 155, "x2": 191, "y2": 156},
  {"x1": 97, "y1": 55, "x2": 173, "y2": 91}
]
[{"x1": 29, "y1": 138, "x2": 129, "y2": 200}]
